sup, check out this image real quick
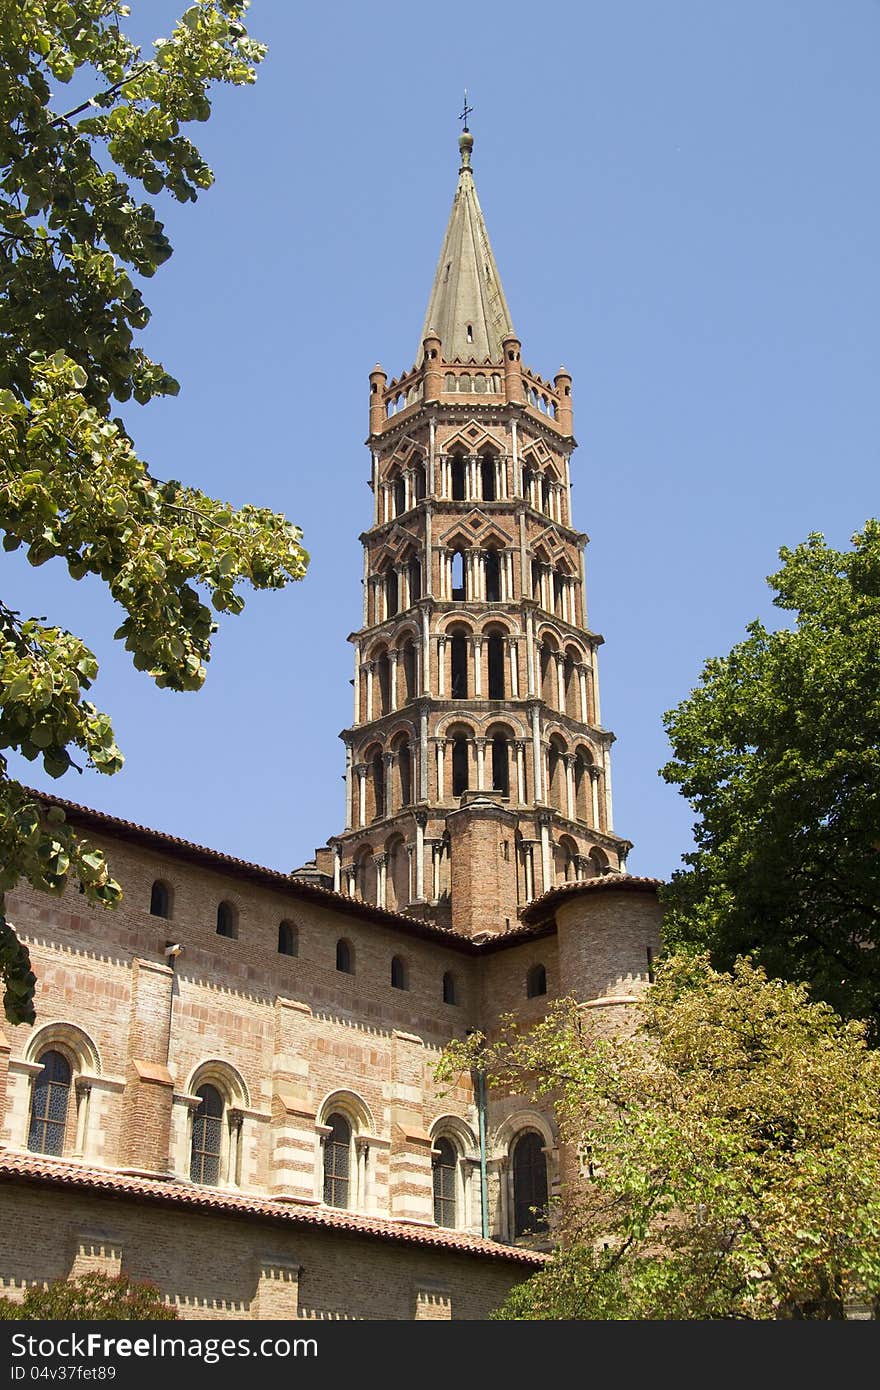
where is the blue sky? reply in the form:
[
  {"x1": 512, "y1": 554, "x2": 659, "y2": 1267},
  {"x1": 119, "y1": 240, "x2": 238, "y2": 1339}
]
[{"x1": 5, "y1": 1, "x2": 879, "y2": 881}]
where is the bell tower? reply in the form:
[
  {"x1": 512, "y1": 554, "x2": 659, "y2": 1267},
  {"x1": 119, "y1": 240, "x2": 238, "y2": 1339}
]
[{"x1": 312, "y1": 129, "x2": 632, "y2": 935}]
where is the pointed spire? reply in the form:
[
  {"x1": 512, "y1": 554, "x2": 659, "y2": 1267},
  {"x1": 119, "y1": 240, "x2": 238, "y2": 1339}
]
[{"x1": 418, "y1": 128, "x2": 515, "y2": 364}]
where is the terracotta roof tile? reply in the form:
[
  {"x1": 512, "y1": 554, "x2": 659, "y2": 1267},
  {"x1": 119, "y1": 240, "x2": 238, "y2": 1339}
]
[
  {"x1": 519, "y1": 874, "x2": 664, "y2": 925},
  {"x1": 0, "y1": 1151, "x2": 548, "y2": 1267}
]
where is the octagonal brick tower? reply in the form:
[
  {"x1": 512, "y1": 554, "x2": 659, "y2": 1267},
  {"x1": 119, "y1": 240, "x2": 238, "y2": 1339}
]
[{"x1": 312, "y1": 129, "x2": 632, "y2": 936}]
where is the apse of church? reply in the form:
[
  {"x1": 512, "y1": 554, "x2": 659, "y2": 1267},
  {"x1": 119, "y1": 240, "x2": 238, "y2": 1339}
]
[{"x1": 312, "y1": 129, "x2": 632, "y2": 933}]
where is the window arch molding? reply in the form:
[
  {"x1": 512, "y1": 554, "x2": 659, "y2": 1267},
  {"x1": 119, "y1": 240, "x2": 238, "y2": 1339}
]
[
  {"x1": 429, "y1": 1116, "x2": 478, "y2": 1231},
  {"x1": 24, "y1": 1021, "x2": 101, "y2": 1076},
  {"x1": 492, "y1": 1110, "x2": 558, "y2": 1244},
  {"x1": 315, "y1": 1089, "x2": 376, "y2": 1213},
  {"x1": 23, "y1": 1021, "x2": 102, "y2": 1159},
  {"x1": 182, "y1": 1059, "x2": 250, "y2": 1189}
]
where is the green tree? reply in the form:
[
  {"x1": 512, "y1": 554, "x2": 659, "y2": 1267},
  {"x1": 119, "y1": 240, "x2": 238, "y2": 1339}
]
[
  {"x1": 660, "y1": 522, "x2": 880, "y2": 1035},
  {"x1": 0, "y1": 1270, "x2": 178, "y2": 1319},
  {"x1": 0, "y1": 2, "x2": 308, "y2": 1025},
  {"x1": 444, "y1": 958, "x2": 880, "y2": 1320}
]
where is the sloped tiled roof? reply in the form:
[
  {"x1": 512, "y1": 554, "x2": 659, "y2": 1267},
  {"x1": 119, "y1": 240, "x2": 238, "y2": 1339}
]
[{"x1": 0, "y1": 1152, "x2": 548, "y2": 1267}]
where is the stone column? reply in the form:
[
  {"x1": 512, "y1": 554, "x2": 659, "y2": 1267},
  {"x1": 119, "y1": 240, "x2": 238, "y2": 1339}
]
[
  {"x1": 428, "y1": 417, "x2": 436, "y2": 495},
  {"x1": 578, "y1": 663, "x2": 589, "y2": 724},
  {"x1": 415, "y1": 813, "x2": 426, "y2": 901},
  {"x1": 419, "y1": 706, "x2": 429, "y2": 800},
  {"x1": 421, "y1": 607, "x2": 431, "y2": 691},
  {"x1": 435, "y1": 739, "x2": 445, "y2": 800},
  {"x1": 356, "y1": 763, "x2": 367, "y2": 828},
  {"x1": 437, "y1": 635, "x2": 447, "y2": 696},
  {"x1": 515, "y1": 740, "x2": 527, "y2": 804},
  {"x1": 383, "y1": 752, "x2": 394, "y2": 816},
  {"x1": 365, "y1": 661, "x2": 374, "y2": 720},
  {"x1": 591, "y1": 645, "x2": 602, "y2": 724},
  {"x1": 507, "y1": 637, "x2": 519, "y2": 698},
  {"x1": 603, "y1": 746, "x2": 614, "y2": 832},
  {"x1": 375, "y1": 853, "x2": 387, "y2": 911},
  {"x1": 475, "y1": 738, "x2": 486, "y2": 792},
  {"x1": 525, "y1": 609, "x2": 536, "y2": 696},
  {"x1": 344, "y1": 743, "x2": 353, "y2": 830},
  {"x1": 388, "y1": 650, "x2": 399, "y2": 712},
  {"x1": 590, "y1": 764, "x2": 600, "y2": 829},
  {"x1": 530, "y1": 704, "x2": 543, "y2": 801},
  {"x1": 539, "y1": 814, "x2": 552, "y2": 895},
  {"x1": 333, "y1": 845, "x2": 342, "y2": 892},
  {"x1": 564, "y1": 754, "x2": 576, "y2": 821},
  {"x1": 554, "y1": 652, "x2": 565, "y2": 710},
  {"x1": 472, "y1": 636, "x2": 483, "y2": 697}
]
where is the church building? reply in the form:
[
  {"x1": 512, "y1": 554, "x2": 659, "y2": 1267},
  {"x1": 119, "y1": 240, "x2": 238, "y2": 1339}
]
[{"x1": 0, "y1": 130, "x2": 662, "y2": 1320}]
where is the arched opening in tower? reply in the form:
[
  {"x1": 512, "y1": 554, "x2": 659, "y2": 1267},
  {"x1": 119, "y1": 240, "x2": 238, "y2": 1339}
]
[
  {"x1": 451, "y1": 455, "x2": 466, "y2": 501},
  {"x1": 492, "y1": 735, "x2": 509, "y2": 796},
  {"x1": 451, "y1": 633, "x2": 468, "y2": 698},
  {"x1": 485, "y1": 549, "x2": 501, "y2": 602},
  {"x1": 452, "y1": 736, "x2": 469, "y2": 797},
  {"x1": 487, "y1": 633, "x2": 505, "y2": 698},
  {"x1": 481, "y1": 454, "x2": 496, "y2": 501}
]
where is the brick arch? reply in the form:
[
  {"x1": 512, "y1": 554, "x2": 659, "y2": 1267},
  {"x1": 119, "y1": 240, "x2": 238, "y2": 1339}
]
[
  {"x1": 25, "y1": 1021, "x2": 101, "y2": 1076},
  {"x1": 186, "y1": 1058, "x2": 250, "y2": 1110},
  {"x1": 384, "y1": 833, "x2": 409, "y2": 912}
]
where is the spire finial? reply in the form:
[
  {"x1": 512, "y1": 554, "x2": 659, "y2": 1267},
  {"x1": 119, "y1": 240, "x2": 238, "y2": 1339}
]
[{"x1": 458, "y1": 90, "x2": 474, "y2": 168}]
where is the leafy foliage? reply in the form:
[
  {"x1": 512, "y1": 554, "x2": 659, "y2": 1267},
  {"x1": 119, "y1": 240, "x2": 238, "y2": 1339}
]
[
  {"x1": 0, "y1": 1270, "x2": 178, "y2": 1319},
  {"x1": 0, "y1": 2, "x2": 309, "y2": 1023},
  {"x1": 448, "y1": 957, "x2": 880, "y2": 1320},
  {"x1": 660, "y1": 522, "x2": 880, "y2": 1035}
]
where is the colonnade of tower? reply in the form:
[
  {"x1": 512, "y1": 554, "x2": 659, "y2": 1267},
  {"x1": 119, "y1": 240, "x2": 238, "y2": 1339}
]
[{"x1": 312, "y1": 130, "x2": 631, "y2": 936}]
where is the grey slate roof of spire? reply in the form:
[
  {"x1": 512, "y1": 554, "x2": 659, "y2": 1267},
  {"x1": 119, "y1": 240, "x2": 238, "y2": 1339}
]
[{"x1": 418, "y1": 130, "x2": 515, "y2": 364}]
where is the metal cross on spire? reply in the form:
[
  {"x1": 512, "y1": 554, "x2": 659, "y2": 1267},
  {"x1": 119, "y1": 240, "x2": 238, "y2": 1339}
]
[{"x1": 459, "y1": 89, "x2": 473, "y2": 132}]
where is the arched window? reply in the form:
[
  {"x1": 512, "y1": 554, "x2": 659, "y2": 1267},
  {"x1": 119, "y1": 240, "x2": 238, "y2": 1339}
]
[
  {"x1": 487, "y1": 633, "x2": 505, "y2": 699},
  {"x1": 377, "y1": 651, "x2": 391, "y2": 715},
  {"x1": 450, "y1": 455, "x2": 466, "y2": 501},
  {"x1": 512, "y1": 1131, "x2": 549, "y2": 1236},
  {"x1": 371, "y1": 751, "x2": 385, "y2": 819},
  {"x1": 401, "y1": 639, "x2": 417, "y2": 701},
  {"x1": 548, "y1": 741, "x2": 565, "y2": 813},
  {"x1": 336, "y1": 939, "x2": 354, "y2": 974},
  {"x1": 408, "y1": 556, "x2": 422, "y2": 603},
  {"x1": 413, "y1": 463, "x2": 426, "y2": 502},
  {"x1": 190, "y1": 1084, "x2": 224, "y2": 1186},
  {"x1": 391, "y1": 955, "x2": 408, "y2": 990},
  {"x1": 397, "y1": 742, "x2": 412, "y2": 807},
  {"x1": 323, "y1": 1113, "x2": 352, "y2": 1208},
  {"x1": 541, "y1": 476, "x2": 551, "y2": 515},
  {"x1": 553, "y1": 571, "x2": 563, "y2": 616},
  {"x1": 216, "y1": 901, "x2": 237, "y2": 939},
  {"x1": 492, "y1": 735, "x2": 509, "y2": 796},
  {"x1": 485, "y1": 549, "x2": 501, "y2": 602},
  {"x1": 442, "y1": 971, "x2": 458, "y2": 1006},
  {"x1": 433, "y1": 1137, "x2": 457, "y2": 1227},
  {"x1": 393, "y1": 474, "x2": 406, "y2": 517},
  {"x1": 149, "y1": 880, "x2": 171, "y2": 919},
  {"x1": 451, "y1": 736, "x2": 469, "y2": 797},
  {"x1": 527, "y1": 964, "x2": 547, "y2": 998},
  {"x1": 451, "y1": 633, "x2": 468, "y2": 699},
  {"x1": 481, "y1": 454, "x2": 496, "y2": 501},
  {"x1": 386, "y1": 568, "x2": 399, "y2": 618},
  {"x1": 531, "y1": 558, "x2": 542, "y2": 603},
  {"x1": 278, "y1": 921, "x2": 298, "y2": 957},
  {"x1": 28, "y1": 1050, "x2": 71, "y2": 1156},
  {"x1": 451, "y1": 550, "x2": 465, "y2": 601}
]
